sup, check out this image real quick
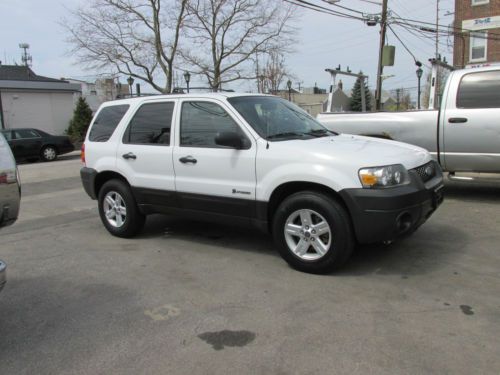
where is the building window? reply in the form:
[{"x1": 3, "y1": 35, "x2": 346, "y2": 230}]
[
  {"x1": 471, "y1": 0, "x2": 489, "y2": 6},
  {"x1": 469, "y1": 31, "x2": 487, "y2": 62}
]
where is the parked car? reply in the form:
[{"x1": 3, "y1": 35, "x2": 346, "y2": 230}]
[
  {"x1": 81, "y1": 93, "x2": 443, "y2": 273},
  {"x1": 317, "y1": 66, "x2": 500, "y2": 177},
  {"x1": 0, "y1": 132, "x2": 21, "y2": 292},
  {"x1": 0, "y1": 128, "x2": 74, "y2": 162}
]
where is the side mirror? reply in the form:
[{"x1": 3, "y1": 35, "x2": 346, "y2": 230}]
[{"x1": 214, "y1": 131, "x2": 246, "y2": 149}]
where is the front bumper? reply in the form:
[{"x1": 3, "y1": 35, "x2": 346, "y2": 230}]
[
  {"x1": 0, "y1": 260, "x2": 6, "y2": 293},
  {"x1": 340, "y1": 163, "x2": 444, "y2": 244}
]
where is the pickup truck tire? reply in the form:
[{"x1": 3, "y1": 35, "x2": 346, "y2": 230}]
[
  {"x1": 272, "y1": 191, "x2": 354, "y2": 274},
  {"x1": 98, "y1": 179, "x2": 145, "y2": 238}
]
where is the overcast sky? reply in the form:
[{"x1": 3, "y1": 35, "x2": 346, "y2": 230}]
[{"x1": 0, "y1": 0, "x2": 454, "y2": 97}]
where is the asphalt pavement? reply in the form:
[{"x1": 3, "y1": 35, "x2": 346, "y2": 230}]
[{"x1": 0, "y1": 156, "x2": 499, "y2": 374}]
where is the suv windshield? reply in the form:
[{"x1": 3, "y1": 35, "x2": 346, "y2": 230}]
[{"x1": 228, "y1": 96, "x2": 336, "y2": 141}]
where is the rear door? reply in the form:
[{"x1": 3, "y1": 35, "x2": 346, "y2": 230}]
[
  {"x1": 442, "y1": 69, "x2": 500, "y2": 172},
  {"x1": 116, "y1": 100, "x2": 177, "y2": 208},
  {"x1": 11, "y1": 129, "x2": 43, "y2": 159},
  {"x1": 172, "y1": 98, "x2": 257, "y2": 219}
]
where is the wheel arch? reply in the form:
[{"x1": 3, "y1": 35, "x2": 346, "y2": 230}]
[
  {"x1": 42, "y1": 143, "x2": 58, "y2": 150},
  {"x1": 94, "y1": 170, "x2": 130, "y2": 198},
  {"x1": 266, "y1": 181, "x2": 352, "y2": 232}
]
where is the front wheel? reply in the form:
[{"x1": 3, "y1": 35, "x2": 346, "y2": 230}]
[
  {"x1": 272, "y1": 191, "x2": 354, "y2": 274},
  {"x1": 98, "y1": 179, "x2": 145, "y2": 238}
]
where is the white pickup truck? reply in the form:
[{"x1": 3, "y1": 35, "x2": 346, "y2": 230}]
[
  {"x1": 81, "y1": 93, "x2": 443, "y2": 273},
  {"x1": 317, "y1": 66, "x2": 500, "y2": 176}
]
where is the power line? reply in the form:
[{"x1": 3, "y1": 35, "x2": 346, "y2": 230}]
[
  {"x1": 356, "y1": 0, "x2": 382, "y2": 5},
  {"x1": 320, "y1": 0, "x2": 365, "y2": 15},
  {"x1": 285, "y1": 0, "x2": 366, "y2": 21},
  {"x1": 390, "y1": 15, "x2": 500, "y2": 40},
  {"x1": 387, "y1": 24, "x2": 420, "y2": 64}
]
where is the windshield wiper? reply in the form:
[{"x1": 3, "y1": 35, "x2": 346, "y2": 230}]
[
  {"x1": 267, "y1": 132, "x2": 305, "y2": 140},
  {"x1": 305, "y1": 129, "x2": 338, "y2": 137}
]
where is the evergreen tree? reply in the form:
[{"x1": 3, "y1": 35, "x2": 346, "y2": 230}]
[
  {"x1": 350, "y1": 73, "x2": 371, "y2": 112},
  {"x1": 67, "y1": 97, "x2": 93, "y2": 142}
]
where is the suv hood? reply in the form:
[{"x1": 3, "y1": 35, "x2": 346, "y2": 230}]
[{"x1": 275, "y1": 134, "x2": 431, "y2": 170}]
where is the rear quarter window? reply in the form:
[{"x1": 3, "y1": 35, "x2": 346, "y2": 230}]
[
  {"x1": 456, "y1": 71, "x2": 500, "y2": 109},
  {"x1": 89, "y1": 105, "x2": 129, "y2": 142}
]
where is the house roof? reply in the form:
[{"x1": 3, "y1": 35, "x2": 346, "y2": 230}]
[{"x1": 0, "y1": 65, "x2": 65, "y2": 83}]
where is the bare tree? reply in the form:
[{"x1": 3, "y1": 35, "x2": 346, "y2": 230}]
[
  {"x1": 64, "y1": 0, "x2": 188, "y2": 93},
  {"x1": 182, "y1": 0, "x2": 297, "y2": 91},
  {"x1": 261, "y1": 51, "x2": 290, "y2": 93}
]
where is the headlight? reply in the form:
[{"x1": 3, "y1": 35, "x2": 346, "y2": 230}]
[{"x1": 359, "y1": 164, "x2": 410, "y2": 188}]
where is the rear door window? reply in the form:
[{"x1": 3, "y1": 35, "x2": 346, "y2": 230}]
[
  {"x1": 89, "y1": 105, "x2": 129, "y2": 142},
  {"x1": 14, "y1": 129, "x2": 41, "y2": 139},
  {"x1": 456, "y1": 71, "x2": 500, "y2": 109},
  {"x1": 123, "y1": 102, "x2": 174, "y2": 145}
]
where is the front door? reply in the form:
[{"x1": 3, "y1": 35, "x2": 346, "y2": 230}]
[
  {"x1": 442, "y1": 70, "x2": 500, "y2": 172},
  {"x1": 172, "y1": 99, "x2": 257, "y2": 219},
  {"x1": 116, "y1": 100, "x2": 177, "y2": 208}
]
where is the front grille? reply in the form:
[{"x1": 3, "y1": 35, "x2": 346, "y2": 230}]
[{"x1": 411, "y1": 161, "x2": 437, "y2": 183}]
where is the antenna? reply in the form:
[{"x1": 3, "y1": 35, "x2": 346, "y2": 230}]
[{"x1": 19, "y1": 43, "x2": 32, "y2": 67}]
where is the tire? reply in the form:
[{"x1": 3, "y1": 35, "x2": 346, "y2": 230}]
[
  {"x1": 272, "y1": 191, "x2": 354, "y2": 274},
  {"x1": 40, "y1": 146, "x2": 57, "y2": 162},
  {"x1": 98, "y1": 179, "x2": 145, "y2": 238}
]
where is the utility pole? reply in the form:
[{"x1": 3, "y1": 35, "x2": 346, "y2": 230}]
[
  {"x1": 435, "y1": 0, "x2": 440, "y2": 59},
  {"x1": 434, "y1": 0, "x2": 440, "y2": 108},
  {"x1": 375, "y1": 0, "x2": 388, "y2": 111}
]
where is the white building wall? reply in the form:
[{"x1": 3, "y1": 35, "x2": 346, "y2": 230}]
[{"x1": 1, "y1": 91, "x2": 75, "y2": 135}]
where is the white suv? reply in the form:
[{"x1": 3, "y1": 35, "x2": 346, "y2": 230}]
[{"x1": 81, "y1": 93, "x2": 443, "y2": 273}]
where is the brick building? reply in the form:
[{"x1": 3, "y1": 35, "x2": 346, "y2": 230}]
[{"x1": 454, "y1": 0, "x2": 500, "y2": 68}]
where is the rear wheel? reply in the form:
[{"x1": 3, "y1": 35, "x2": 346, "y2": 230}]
[
  {"x1": 41, "y1": 146, "x2": 57, "y2": 161},
  {"x1": 98, "y1": 179, "x2": 145, "y2": 238},
  {"x1": 272, "y1": 191, "x2": 354, "y2": 273}
]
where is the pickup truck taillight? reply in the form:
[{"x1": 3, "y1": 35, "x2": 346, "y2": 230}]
[{"x1": 81, "y1": 143, "x2": 86, "y2": 165}]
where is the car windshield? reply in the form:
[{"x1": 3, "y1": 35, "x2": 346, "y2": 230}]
[{"x1": 228, "y1": 96, "x2": 337, "y2": 141}]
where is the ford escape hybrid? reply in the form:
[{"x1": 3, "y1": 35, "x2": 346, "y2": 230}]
[{"x1": 81, "y1": 94, "x2": 443, "y2": 273}]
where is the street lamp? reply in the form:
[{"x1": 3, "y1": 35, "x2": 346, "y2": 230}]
[
  {"x1": 416, "y1": 67, "x2": 423, "y2": 110},
  {"x1": 183, "y1": 71, "x2": 191, "y2": 93},
  {"x1": 287, "y1": 79, "x2": 292, "y2": 101},
  {"x1": 127, "y1": 76, "x2": 134, "y2": 97}
]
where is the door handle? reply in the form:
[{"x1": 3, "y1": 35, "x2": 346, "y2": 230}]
[
  {"x1": 448, "y1": 117, "x2": 468, "y2": 123},
  {"x1": 122, "y1": 152, "x2": 137, "y2": 160},
  {"x1": 179, "y1": 156, "x2": 197, "y2": 164}
]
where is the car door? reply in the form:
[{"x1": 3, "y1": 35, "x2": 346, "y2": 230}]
[
  {"x1": 442, "y1": 70, "x2": 500, "y2": 172},
  {"x1": 11, "y1": 129, "x2": 43, "y2": 159},
  {"x1": 116, "y1": 100, "x2": 177, "y2": 209},
  {"x1": 172, "y1": 99, "x2": 257, "y2": 220}
]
